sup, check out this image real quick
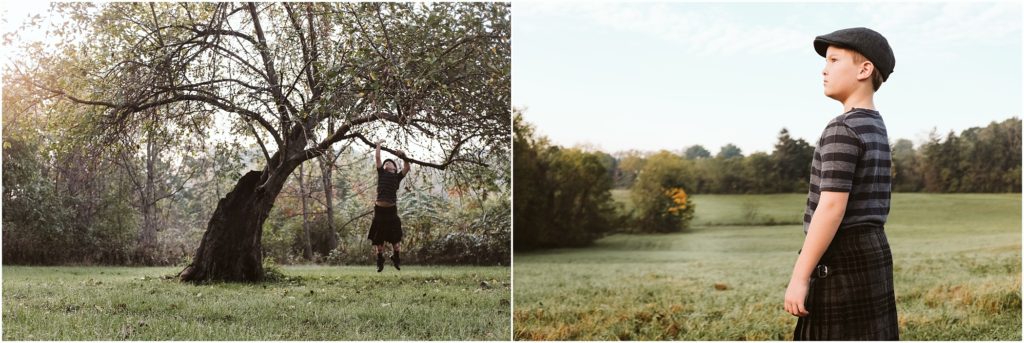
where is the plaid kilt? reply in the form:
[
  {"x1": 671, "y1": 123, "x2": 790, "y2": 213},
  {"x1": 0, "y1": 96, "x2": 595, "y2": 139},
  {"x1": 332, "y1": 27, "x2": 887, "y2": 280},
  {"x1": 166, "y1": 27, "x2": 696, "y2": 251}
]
[
  {"x1": 367, "y1": 205, "x2": 403, "y2": 245},
  {"x1": 794, "y1": 225, "x2": 899, "y2": 340}
]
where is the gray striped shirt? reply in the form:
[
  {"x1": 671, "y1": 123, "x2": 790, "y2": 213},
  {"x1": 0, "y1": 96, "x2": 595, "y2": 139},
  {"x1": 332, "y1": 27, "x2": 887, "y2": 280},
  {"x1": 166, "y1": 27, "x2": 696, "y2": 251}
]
[
  {"x1": 803, "y1": 108, "x2": 891, "y2": 234},
  {"x1": 376, "y1": 167, "x2": 405, "y2": 203}
]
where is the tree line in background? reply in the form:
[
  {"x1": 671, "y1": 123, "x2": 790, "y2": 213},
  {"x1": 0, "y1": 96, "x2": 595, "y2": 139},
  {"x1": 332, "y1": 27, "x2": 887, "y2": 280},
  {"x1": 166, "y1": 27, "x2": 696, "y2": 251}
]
[
  {"x1": 3, "y1": 75, "x2": 236, "y2": 265},
  {"x1": 614, "y1": 128, "x2": 816, "y2": 194},
  {"x1": 514, "y1": 112, "x2": 695, "y2": 251},
  {"x1": 890, "y1": 118, "x2": 1021, "y2": 193},
  {"x1": 514, "y1": 113, "x2": 1021, "y2": 250},
  {"x1": 613, "y1": 117, "x2": 1022, "y2": 194},
  {"x1": 513, "y1": 112, "x2": 620, "y2": 250}
]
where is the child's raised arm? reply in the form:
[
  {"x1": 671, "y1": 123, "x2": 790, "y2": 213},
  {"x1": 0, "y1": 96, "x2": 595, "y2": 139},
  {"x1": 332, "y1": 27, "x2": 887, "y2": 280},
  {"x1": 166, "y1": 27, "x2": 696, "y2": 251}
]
[
  {"x1": 395, "y1": 150, "x2": 410, "y2": 175},
  {"x1": 375, "y1": 140, "x2": 383, "y2": 169}
]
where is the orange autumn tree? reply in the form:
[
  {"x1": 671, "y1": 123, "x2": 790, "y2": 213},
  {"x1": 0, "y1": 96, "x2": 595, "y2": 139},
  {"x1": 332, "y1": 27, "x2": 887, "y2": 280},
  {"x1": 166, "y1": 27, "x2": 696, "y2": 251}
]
[
  {"x1": 631, "y1": 151, "x2": 696, "y2": 232},
  {"x1": 664, "y1": 187, "x2": 690, "y2": 215}
]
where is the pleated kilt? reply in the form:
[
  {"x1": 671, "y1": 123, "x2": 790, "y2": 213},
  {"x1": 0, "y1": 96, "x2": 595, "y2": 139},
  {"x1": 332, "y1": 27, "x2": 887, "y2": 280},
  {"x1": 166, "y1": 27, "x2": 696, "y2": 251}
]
[
  {"x1": 794, "y1": 225, "x2": 899, "y2": 340},
  {"x1": 367, "y1": 205, "x2": 403, "y2": 245}
]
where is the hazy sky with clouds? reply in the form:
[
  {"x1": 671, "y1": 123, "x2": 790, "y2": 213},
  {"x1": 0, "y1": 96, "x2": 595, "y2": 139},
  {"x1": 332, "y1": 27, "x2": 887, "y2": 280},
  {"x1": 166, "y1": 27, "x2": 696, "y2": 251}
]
[{"x1": 513, "y1": 2, "x2": 1022, "y2": 155}]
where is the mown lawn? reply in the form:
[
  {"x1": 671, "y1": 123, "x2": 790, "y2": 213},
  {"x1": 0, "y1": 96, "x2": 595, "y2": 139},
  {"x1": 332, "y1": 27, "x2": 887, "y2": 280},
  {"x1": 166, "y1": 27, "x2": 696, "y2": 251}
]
[
  {"x1": 515, "y1": 193, "x2": 1021, "y2": 340},
  {"x1": 3, "y1": 265, "x2": 510, "y2": 340}
]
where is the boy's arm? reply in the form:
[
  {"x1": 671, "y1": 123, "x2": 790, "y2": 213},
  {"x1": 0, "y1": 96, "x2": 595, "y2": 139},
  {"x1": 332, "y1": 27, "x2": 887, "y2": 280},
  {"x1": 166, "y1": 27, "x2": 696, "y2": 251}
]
[
  {"x1": 375, "y1": 140, "x2": 382, "y2": 169},
  {"x1": 793, "y1": 191, "x2": 848, "y2": 279},
  {"x1": 786, "y1": 119, "x2": 860, "y2": 317},
  {"x1": 395, "y1": 150, "x2": 410, "y2": 175},
  {"x1": 785, "y1": 191, "x2": 849, "y2": 316}
]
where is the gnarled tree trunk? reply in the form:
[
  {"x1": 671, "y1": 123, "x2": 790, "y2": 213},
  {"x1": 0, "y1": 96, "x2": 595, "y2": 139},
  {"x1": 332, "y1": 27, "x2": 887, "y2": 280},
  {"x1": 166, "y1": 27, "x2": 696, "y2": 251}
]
[{"x1": 179, "y1": 163, "x2": 296, "y2": 282}]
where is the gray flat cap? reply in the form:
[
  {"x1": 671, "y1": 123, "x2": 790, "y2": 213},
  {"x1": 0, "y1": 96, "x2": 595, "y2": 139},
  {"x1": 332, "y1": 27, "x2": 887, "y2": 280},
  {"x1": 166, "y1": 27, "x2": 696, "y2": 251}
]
[{"x1": 814, "y1": 27, "x2": 895, "y2": 81}]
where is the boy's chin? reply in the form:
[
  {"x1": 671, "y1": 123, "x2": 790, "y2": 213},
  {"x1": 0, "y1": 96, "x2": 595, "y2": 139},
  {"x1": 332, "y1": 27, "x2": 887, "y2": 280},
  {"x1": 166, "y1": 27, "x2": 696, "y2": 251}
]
[{"x1": 823, "y1": 89, "x2": 843, "y2": 101}]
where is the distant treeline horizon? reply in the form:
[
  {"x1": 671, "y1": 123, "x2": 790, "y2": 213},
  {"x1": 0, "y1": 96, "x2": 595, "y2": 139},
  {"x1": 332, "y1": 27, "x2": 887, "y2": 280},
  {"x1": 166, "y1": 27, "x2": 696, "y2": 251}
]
[{"x1": 577, "y1": 117, "x2": 1021, "y2": 194}]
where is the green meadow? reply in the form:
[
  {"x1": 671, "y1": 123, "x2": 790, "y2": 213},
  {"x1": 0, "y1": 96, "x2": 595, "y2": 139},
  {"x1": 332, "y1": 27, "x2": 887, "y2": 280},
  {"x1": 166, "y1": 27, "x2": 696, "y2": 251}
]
[
  {"x1": 3, "y1": 265, "x2": 510, "y2": 340},
  {"x1": 515, "y1": 193, "x2": 1021, "y2": 340}
]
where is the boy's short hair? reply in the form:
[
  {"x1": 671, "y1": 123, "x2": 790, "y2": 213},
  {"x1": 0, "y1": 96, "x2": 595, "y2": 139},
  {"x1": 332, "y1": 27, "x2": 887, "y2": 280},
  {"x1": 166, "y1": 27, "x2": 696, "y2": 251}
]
[{"x1": 850, "y1": 50, "x2": 885, "y2": 91}]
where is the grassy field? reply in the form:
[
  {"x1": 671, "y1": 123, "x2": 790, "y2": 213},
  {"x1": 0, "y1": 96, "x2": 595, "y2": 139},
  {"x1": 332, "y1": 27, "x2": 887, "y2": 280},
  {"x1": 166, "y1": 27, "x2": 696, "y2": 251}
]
[
  {"x1": 515, "y1": 192, "x2": 1021, "y2": 340},
  {"x1": 3, "y1": 265, "x2": 510, "y2": 340}
]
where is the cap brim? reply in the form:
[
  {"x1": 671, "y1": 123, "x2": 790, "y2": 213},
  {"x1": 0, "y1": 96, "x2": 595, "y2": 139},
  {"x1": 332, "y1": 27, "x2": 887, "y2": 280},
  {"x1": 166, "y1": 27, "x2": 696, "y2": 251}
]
[{"x1": 813, "y1": 37, "x2": 833, "y2": 57}]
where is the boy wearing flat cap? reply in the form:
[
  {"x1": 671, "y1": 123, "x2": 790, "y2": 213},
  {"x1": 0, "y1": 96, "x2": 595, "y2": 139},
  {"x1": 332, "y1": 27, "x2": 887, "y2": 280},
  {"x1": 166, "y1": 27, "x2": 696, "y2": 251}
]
[{"x1": 783, "y1": 27, "x2": 899, "y2": 340}]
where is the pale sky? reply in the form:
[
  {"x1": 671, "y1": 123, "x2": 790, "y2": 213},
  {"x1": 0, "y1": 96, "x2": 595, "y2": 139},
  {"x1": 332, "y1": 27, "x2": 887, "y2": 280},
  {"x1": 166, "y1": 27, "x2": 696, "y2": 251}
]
[
  {"x1": 513, "y1": 2, "x2": 1023, "y2": 155},
  {"x1": 5, "y1": 1, "x2": 1022, "y2": 157}
]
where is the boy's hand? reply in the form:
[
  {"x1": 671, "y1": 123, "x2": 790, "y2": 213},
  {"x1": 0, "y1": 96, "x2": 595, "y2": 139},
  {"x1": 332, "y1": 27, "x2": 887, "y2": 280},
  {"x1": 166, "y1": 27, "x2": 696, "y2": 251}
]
[
  {"x1": 784, "y1": 277, "x2": 810, "y2": 317},
  {"x1": 396, "y1": 150, "x2": 406, "y2": 158}
]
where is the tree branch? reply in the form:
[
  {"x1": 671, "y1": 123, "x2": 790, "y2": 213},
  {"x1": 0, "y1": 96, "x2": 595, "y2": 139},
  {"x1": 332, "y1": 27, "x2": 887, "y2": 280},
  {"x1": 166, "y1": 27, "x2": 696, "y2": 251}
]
[{"x1": 346, "y1": 132, "x2": 481, "y2": 170}]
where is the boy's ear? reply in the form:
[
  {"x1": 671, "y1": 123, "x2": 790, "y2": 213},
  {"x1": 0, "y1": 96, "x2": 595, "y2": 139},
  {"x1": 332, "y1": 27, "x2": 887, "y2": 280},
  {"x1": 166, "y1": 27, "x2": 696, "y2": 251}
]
[{"x1": 857, "y1": 61, "x2": 875, "y2": 82}]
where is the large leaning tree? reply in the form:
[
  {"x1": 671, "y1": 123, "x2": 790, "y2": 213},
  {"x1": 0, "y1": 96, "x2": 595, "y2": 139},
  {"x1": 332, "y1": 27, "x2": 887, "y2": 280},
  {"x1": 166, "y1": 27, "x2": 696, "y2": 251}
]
[{"x1": 15, "y1": 2, "x2": 510, "y2": 282}]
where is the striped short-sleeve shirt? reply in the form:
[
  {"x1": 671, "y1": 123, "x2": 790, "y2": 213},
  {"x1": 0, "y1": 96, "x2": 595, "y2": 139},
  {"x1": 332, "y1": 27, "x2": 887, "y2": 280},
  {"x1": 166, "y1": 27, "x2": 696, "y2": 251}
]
[
  {"x1": 803, "y1": 108, "x2": 891, "y2": 234},
  {"x1": 376, "y1": 167, "x2": 405, "y2": 203}
]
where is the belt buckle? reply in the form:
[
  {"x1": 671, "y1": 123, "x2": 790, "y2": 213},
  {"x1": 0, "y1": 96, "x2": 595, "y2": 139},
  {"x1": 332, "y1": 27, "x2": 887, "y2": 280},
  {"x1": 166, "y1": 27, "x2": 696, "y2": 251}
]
[{"x1": 816, "y1": 265, "x2": 830, "y2": 278}]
